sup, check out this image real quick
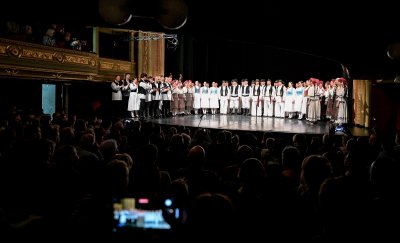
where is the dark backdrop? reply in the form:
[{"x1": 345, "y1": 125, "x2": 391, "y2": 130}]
[{"x1": 166, "y1": 34, "x2": 343, "y2": 82}]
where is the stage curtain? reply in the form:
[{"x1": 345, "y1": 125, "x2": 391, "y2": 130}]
[
  {"x1": 138, "y1": 31, "x2": 165, "y2": 77},
  {"x1": 353, "y1": 79, "x2": 371, "y2": 127}
]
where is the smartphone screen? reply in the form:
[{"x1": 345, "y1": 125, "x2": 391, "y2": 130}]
[
  {"x1": 113, "y1": 197, "x2": 179, "y2": 231},
  {"x1": 114, "y1": 208, "x2": 171, "y2": 230}
]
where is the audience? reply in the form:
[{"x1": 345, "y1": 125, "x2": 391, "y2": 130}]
[
  {"x1": 0, "y1": 108, "x2": 398, "y2": 242},
  {"x1": 1, "y1": 21, "x2": 88, "y2": 51}
]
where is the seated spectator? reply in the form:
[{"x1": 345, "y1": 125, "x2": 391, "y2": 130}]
[
  {"x1": 184, "y1": 193, "x2": 236, "y2": 241},
  {"x1": 70, "y1": 38, "x2": 82, "y2": 50},
  {"x1": 43, "y1": 28, "x2": 56, "y2": 47},
  {"x1": 10, "y1": 24, "x2": 35, "y2": 42},
  {"x1": 56, "y1": 31, "x2": 71, "y2": 49}
]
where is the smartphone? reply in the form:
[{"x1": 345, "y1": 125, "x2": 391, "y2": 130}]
[{"x1": 112, "y1": 197, "x2": 180, "y2": 231}]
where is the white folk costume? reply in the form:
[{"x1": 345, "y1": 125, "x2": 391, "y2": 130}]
[
  {"x1": 200, "y1": 85, "x2": 210, "y2": 114},
  {"x1": 193, "y1": 85, "x2": 202, "y2": 113},
  {"x1": 263, "y1": 84, "x2": 275, "y2": 117},
  {"x1": 209, "y1": 86, "x2": 219, "y2": 114},
  {"x1": 229, "y1": 84, "x2": 240, "y2": 114},
  {"x1": 250, "y1": 85, "x2": 262, "y2": 116},
  {"x1": 294, "y1": 86, "x2": 304, "y2": 114},
  {"x1": 111, "y1": 79, "x2": 123, "y2": 118},
  {"x1": 301, "y1": 85, "x2": 309, "y2": 119},
  {"x1": 241, "y1": 84, "x2": 251, "y2": 115},
  {"x1": 127, "y1": 82, "x2": 140, "y2": 117},
  {"x1": 219, "y1": 84, "x2": 230, "y2": 114},
  {"x1": 335, "y1": 84, "x2": 348, "y2": 124},
  {"x1": 284, "y1": 86, "x2": 295, "y2": 118},
  {"x1": 275, "y1": 84, "x2": 286, "y2": 118},
  {"x1": 111, "y1": 80, "x2": 123, "y2": 101}
]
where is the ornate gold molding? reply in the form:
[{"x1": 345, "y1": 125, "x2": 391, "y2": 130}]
[
  {"x1": 0, "y1": 38, "x2": 98, "y2": 67},
  {"x1": 63, "y1": 54, "x2": 97, "y2": 66},
  {"x1": 99, "y1": 58, "x2": 132, "y2": 73},
  {"x1": 99, "y1": 61, "x2": 114, "y2": 70},
  {"x1": 0, "y1": 64, "x2": 101, "y2": 81},
  {"x1": 0, "y1": 38, "x2": 102, "y2": 81},
  {"x1": 6, "y1": 45, "x2": 22, "y2": 57},
  {"x1": 0, "y1": 33, "x2": 162, "y2": 82},
  {"x1": 22, "y1": 49, "x2": 53, "y2": 60},
  {"x1": 0, "y1": 45, "x2": 6, "y2": 54}
]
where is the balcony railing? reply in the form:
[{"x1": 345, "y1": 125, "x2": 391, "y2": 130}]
[{"x1": 0, "y1": 37, "x2": 133, "y2": 82}]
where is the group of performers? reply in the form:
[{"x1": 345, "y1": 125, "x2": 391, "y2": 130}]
[{"x1": 112, "y1": 73, "x2": 349, "y2": 125}]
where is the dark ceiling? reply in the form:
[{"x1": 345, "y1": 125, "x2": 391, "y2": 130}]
[
  {"x1": 2, "y1": 0, "x2": 399, "y2": 78},
  {"x1": 186, "y1": 1, "x2": 399, "y2": 79}
]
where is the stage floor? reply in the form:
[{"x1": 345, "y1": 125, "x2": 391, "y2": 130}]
[{"x1": 147, "y1": 114, "x2": 370, "y2": 137}]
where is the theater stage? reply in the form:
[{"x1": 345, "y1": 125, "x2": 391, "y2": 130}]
[{"x1": 147, "y1": 114, "x2": 370, "y2": 137}]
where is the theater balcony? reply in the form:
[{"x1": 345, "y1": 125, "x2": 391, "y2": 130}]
[{"x1": 0, "y1": 37, "x2": 132, "y2": 82}]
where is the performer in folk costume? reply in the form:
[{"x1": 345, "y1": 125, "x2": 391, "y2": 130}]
[
  {"x1": 263, "y1": 79, "x2": 276, "y2": 117},
  {"x1": 209, "y1": 82, "x2": 220, "y2": 114},
  {"x1": 138, "y1": 73, "x2": 152, "y2": 119},
  {"x1": 330, "y1": 79, "x2": 339, "y2": 122},
  {"x1": 248, "y1": 80, "x2": 256, "y2": 116},
  {"x1": 284, "y1": 81, "x2": 295, "y2": 118},
  {"x1": 250, "y1": 79, "x2": 262, "y2": 116},
  {"x1": 151, "y1": 76, "x2": 162, "y2": 118},
  {"x1": 335, "y1": 77, "x2": 348, "y2": 125},
  {"x1": 321, "y1": 81, "x2": 330, "y2": 121},
  {"x1": 258, "y1": 79, "x2": 266, "y2": 116},
  {"x1": 307, "y1": 78, "x2": 319, "y2": 123},
  {"x1": 111, "y1": 74, "x2": 123, "y2": 118},
  {"x1": 315, "y1": 80, "x2": 324, "y2": 121},
  {"x1": 200, "y1": 81, "x2": 210, "y2": 115},
  {"x1": 145, "y1": 76, "x2": 155, "y2": 118},
  {"x1": 219, "y1": 80, "x2": 230, "y2": 114},
  {"x1": 301, "y1": 80, "x2": 309, "y2": 120},
  {"x1": 325, "y1": 79, "x2": 335, "y2": 121},
  {"x1": 160, "y1": 76, "x2": 172, "y2": 117},
  {"x1": 121, "y1": 73, "x2": 132, "y2": 118},
  {"x1": 176, "y1": 82, "x2": 186, "y2": 115},
  {"x1": 294, "y1": 81, "x2": 304, "y2": 119},
  {"x1": 229, "y1": 79, "x2": 240, "y2": 115},
  {"x1": 183, "y1": 80, "x2": 194, "y2": 115},
  {"x1": 193, "y1": 81, "x2": 202, "y2": 114},
  {"x1": 241, "y1": 79, "x2": 251, "y2": 116},
  {"x1": 274, "y1": 80, "x2": 286, "y2": 118},
  {"x1": 171, "y1": 80, "x2": 179, "y2": 116},
  {"x1": 127, "y1": 77, "x2": 140, "y2": 118},
  {"x1": 239, "y1": 79, "x2": 245, "y2": 113}
]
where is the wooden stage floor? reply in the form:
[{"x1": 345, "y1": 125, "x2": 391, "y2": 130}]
[{"x1": 144, "y1": 114, "x2": 370, "y2": 137}]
